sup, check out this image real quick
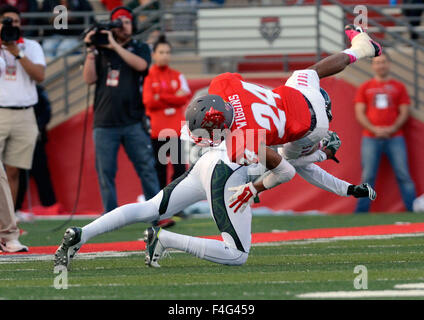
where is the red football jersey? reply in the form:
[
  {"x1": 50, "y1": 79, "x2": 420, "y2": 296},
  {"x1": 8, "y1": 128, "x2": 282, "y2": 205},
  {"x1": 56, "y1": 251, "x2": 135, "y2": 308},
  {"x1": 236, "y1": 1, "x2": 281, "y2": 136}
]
[
  {"x1": 354, "y1": 78, "x2": 410, "y2": 137},
  {"x1": 208, "y1": 73, "x2": 311, "y2": 164}
]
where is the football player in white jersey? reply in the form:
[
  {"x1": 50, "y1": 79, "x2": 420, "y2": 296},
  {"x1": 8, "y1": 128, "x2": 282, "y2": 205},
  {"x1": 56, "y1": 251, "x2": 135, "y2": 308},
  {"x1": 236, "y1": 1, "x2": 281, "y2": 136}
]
[{"x1": 54, "y1": 126, "x2": 375, "y2": 270}]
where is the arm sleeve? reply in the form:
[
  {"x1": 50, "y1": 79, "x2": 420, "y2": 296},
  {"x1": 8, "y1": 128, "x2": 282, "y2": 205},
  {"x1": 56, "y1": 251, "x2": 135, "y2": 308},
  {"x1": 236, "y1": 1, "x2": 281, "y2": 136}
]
[
  {"x1": 295, "y1": 163, "x2": 350, "y2": 196},
  {"x1": 27, "y1": 41, "x2": 46, "y2": 67},
  {"x1": 136, "y1": 42, "x2": 152, "y2": 69}
]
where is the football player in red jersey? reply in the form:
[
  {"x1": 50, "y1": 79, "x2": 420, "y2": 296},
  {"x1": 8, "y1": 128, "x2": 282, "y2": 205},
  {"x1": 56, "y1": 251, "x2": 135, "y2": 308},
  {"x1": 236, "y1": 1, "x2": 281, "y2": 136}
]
[
  {"x1": 185, "y1": 24, "x2": 382, "y2": 213},
  {"x1": 54, "y1": 25, "x2": 379, "y2": 270}
]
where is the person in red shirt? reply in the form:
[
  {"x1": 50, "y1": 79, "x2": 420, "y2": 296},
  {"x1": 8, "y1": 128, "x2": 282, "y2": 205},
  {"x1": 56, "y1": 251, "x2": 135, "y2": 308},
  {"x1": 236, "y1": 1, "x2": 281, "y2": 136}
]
[
  {"x1": 354, "y1": 53, "x2": 416, "y2": 212},
  {"x1": 143, "y1": 35, "x2": 191, "y2": 189}
]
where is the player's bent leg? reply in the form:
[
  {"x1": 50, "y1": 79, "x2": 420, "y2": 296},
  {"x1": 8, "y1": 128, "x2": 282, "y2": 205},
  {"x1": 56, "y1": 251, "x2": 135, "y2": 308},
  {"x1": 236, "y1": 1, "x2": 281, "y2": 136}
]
[
  {"x1": 151, "y1": 166, "x2": 206, "y2": 220},
  {"x1": 307, "y1": 25, "x2": 382, "y2": 79},
  {"x1": 54, "y1": 201, "x2": 159, "y2": 270},
  {"x1": 146, "y1": 227, "x2": 248, "y2": 267},
  {"x1": 54, "y1": 165, "x2": 206, "y2": 270},
  {"x1": 284, "y1": 70, "x2": 329, "y2": 159},
  {"x1": 145, "y1": 151, "x2": 252, "y2": 267}
]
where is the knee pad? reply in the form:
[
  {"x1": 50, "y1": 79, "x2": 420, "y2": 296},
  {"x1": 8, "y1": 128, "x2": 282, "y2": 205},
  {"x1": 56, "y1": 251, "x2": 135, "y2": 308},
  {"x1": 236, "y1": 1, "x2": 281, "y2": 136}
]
[{"x1": 227, "y1": 249, "x2": 249, "y2": 266}]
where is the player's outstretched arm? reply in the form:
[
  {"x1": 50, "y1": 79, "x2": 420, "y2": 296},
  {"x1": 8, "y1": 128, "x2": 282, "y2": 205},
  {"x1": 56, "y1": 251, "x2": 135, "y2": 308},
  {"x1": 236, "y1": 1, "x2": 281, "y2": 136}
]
[{"x1": 295, "y1": 164, "x2": 377, "y2": 200}]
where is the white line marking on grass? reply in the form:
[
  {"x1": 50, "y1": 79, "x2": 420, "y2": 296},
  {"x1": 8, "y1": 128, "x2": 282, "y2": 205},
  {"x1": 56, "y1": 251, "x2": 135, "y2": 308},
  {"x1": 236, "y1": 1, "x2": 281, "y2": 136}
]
[
  {"x1": 1, "y1": 232, "x2": 424, "y2": 263},
  {"x1": 395, "y1": 283, "x2": 424, "y2": 289},
  {"x1": 0, "y1": 268, "x2": 37, "y2": 271},
  {"x1": 0, "y1": 251, "x2": 143, "y2": 263},
  {"x1": 297, "y1": 290, "x2": 424, "y2": 298},
  {"x1": 253, "y1": 232, "x2": 424, "y2": 247},
  {"x1": 34, "y1": 215, "x2": 100, "y2": 221}
]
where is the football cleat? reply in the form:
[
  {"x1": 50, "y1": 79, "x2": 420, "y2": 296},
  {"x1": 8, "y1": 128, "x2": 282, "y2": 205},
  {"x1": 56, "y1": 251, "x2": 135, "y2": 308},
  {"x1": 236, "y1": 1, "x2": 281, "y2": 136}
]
[
  {"x1": 54, "y1": 227, "x2": 82, "y2": 270},
  {"x1": 345, "y1": 24, "x2": 382, "y2": 58},
  {"x1": 144, "y1": 226, "x2": 165, "y2": 268},
  {"x1": 349, "y1": 183, "x2": 377, "y2": 200}
]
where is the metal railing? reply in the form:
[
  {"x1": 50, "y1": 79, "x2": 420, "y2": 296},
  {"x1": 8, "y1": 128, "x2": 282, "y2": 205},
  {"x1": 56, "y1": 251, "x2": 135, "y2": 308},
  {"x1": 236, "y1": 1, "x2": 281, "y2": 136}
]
[
  {"x1": 28, "y1": 1, "x2": 424, "y2": 125},
  {"x1": 322, "y1": 0, "x2": 424, "y2": 110}
]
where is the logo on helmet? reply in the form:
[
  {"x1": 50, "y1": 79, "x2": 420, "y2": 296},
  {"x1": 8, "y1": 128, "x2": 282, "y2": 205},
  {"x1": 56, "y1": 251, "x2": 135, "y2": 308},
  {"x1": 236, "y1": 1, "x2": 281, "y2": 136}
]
[{"x1": 200, "y1": 107, "x2": 226, "y2": 130}]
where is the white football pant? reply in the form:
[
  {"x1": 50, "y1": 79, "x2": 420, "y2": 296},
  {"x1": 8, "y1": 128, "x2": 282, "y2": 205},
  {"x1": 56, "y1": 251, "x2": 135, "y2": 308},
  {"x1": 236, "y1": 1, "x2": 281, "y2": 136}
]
[{"x1": 81, "y1": 147, "x2": 252, "y2": 266}]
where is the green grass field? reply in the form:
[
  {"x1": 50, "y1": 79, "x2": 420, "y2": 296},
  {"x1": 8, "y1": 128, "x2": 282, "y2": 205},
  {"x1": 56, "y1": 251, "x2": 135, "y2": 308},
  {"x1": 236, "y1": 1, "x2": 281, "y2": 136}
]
[{"x1": 1, "y1": 213, "x2": 424, "y2": 300}]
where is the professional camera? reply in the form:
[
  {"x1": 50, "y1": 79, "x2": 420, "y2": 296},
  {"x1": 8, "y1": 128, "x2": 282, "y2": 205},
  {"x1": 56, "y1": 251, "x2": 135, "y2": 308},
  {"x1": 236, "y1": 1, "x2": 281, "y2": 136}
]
[
  {"x1": 86, "y1": 19, "x2": 123, "y2": 46},
  {"x1": 0, "y1": 17, "x2": 20, "y2": 42}
]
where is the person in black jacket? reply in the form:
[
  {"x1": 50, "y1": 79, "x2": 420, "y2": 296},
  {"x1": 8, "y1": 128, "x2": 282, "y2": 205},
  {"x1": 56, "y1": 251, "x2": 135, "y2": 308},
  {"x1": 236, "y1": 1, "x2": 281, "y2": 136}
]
[{"x1": 82, "y1": 7, "x2": 161, "y2": 216}]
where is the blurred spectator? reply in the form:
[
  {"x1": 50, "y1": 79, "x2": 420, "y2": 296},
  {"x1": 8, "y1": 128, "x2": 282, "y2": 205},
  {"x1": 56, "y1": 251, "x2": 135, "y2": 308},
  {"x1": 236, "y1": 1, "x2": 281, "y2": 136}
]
[
  {"x1": 82, "y1": 6, "x2": 160, "y2": 214},
  {"x1": 143, "y1": 34, "x2": 191, "y2": 190},
  {"x1": 100, "y1": 0, "x2": 123, "y2": 11},
  {"x1": 183, "y1": 0, "x2": 225, "y2": 6},
  {"x1": 15, "y1": 85, "x2": 62, "y2": 218},
  {"x1": 0, "y1": 0, "x2": 38, "y2": 37},
  {"x1": 0, "y1": 159, "x2": 28, "y2": 252},
  {"x1": 354, "y1": 53, "x2": 416, "y2": 213},
  {"x1": 127, "y1": 0, "x2": 158, "y2": 10},
  {"x1": 41, "y1": 0, "x2": 93, "y2": 58},
  {"x1": 403, "y1": 0, "x2": 424, "y2": 41},
  {"x1": 0, "y1": 5, "x2": 45, "y2": 215}
]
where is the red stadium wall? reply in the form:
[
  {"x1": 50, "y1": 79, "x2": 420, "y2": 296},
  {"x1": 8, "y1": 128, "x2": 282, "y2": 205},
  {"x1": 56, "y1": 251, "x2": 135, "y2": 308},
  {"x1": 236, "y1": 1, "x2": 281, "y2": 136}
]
[{"x1": 23, "y1": 76, "x2": 424, "y2": 214}]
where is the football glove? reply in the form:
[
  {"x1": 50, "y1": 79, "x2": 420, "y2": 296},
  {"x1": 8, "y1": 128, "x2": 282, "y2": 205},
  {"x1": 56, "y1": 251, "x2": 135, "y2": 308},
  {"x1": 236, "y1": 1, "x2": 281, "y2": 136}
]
[
  {"x1": 321, "y1": 131, "x2": 341, "y2": 163},
  {"x1": 347, "y1": 183, "x2": 377, "y2": 200},
  {"x1": 228, "y1": 182, "x2": 258, "y2": 213}
]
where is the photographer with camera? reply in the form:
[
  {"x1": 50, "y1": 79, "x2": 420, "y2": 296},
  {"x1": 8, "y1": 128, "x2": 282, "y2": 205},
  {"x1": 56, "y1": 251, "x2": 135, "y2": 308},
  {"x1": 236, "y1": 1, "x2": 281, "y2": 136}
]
[
  {"x1": 0, "y1": 4, "x2": 45, "y2": 252},
  {"x1": 82, "y1": 6, "x2": 160, "y2": 215}
]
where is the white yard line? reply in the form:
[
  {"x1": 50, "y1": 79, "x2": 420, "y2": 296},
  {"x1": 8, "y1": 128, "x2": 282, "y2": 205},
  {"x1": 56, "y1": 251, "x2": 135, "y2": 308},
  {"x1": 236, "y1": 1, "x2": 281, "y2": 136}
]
[
  {"x1": 297, "y1": 289, "x2": 424, "y2": 298},
  {"x1": 394, "y1": 283, "x2": 424, "y2": 289},
  {"x1": 1, "y1": 231, "x2": 423, "y2": 263},
  {"x1": 253, "y1": 232, "x2": 424, "y2": 246}
]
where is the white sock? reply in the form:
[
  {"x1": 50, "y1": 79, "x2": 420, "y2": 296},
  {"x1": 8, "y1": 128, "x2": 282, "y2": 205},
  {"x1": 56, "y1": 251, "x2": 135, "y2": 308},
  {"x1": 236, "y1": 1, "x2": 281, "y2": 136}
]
[
  {"x1": 81, "y1": 202, "x2": 159, "y2": 244},
  {"x1": 158, "y1": 229, "x2": 248, "y2": 266}
]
